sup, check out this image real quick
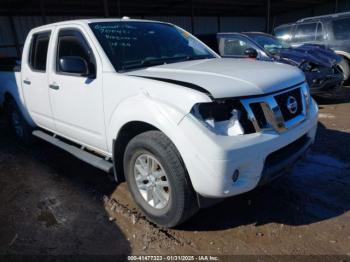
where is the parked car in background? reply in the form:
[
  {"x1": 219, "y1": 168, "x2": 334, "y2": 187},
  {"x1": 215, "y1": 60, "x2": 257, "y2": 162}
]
[
  {"x1": 0, "y1": 19, "x2": 318, "y2": 227},
  {"x1": 198, "y1": 32, "x2": 344, "y2": 97},
  {"x1": 274, "y1": 11, "x2": 350, "y2": 83}
]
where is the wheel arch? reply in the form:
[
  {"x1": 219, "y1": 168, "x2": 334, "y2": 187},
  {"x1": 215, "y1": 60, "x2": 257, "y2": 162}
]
[
  {"x1": 112, "y1": 117, "x2": 194, "y2": 187},
  {"x1": 112, "y1": 121, "x2": 160, "y2": 182},
  {"x1": 4, "y1": 91, "x2": 14, "y2": 103},
  {"x1": 1, "y1": 84, "x2": 35, "y2": 127},
  {"x1": 334, "y1": 50, "x2": 350, "y2": 61},
  {"x1": 107, "y1": 94, "x2": 202, "y2": 190},
  {"x1": 336, "y1": 52, "x2": 350, "y2": 82},
  {"x1": 107, "y1": 95, "x2": 189, "y2": 182},
  {"x1": 3, "y1": 91, "x2": 20, "y2": 111}
]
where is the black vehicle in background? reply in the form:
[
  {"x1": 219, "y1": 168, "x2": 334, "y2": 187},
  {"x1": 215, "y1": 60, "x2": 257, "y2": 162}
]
[
  {"x1": 198, "y1": 32, "x2": 345, "y2": 97},
  {"x1": 274, "y1": 11, "x2": 350, "y2": 83}
]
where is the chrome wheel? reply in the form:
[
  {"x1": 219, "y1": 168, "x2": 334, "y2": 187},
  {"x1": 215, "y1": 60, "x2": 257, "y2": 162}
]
[
  {"x1": 11, "y1": 111, "x2": 24, "y2": 138},
  {"x1": 134, "y1": 154, "x2": 170, "y2": 209}
]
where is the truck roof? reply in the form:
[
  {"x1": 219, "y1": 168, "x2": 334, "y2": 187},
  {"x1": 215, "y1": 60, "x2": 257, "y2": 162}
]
[{"x1": 32, "y1": 18, "x2": 171, "y2": 31}]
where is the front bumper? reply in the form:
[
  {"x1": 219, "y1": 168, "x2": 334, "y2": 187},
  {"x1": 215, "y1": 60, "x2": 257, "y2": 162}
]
[
  {"x1": 177, "y1": 98, "x2": 318, "y2": 198},
  {"x1": 258, "y1": 133, "x2": 311, "y2": 185}
]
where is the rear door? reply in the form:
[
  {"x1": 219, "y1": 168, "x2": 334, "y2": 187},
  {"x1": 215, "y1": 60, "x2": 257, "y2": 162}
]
[
  {"x1": 48, "y1": 26, "x2": 107, "y2": 152},
  {"x1": 21, "y1": 31, "x2": 55, "y2": 130}
]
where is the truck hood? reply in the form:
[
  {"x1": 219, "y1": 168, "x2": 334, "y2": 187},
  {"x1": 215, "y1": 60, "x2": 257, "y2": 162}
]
[
  {"x1": 277, "y1": 44, "x2": 342, "y2": 68},
  {"x1": 126, "y1": 58, "x2": 305, "y2": 99}
]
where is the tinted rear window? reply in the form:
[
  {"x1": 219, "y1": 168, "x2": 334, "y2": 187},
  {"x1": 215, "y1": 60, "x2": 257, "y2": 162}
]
[
  {"x1": 29, "y1": 32, "x2": 50, "y2": 71},
  {"x1": 332, "y1": 17, "x2": 350, "y2": 40}
]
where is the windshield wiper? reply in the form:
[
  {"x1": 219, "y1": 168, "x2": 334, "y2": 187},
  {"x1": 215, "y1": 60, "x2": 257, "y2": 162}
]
[
  {"x1": 184, "y1": 54, "x2": 214, "y2": 61},
  {"x1": 121, "y1": 57, "x2": 186, "y2": 71},
  {"x1": 121, "y1": 59, "x2": 166, "y2": 71},
  {"x1": 120, "y1": 55, "x2": 214, "y2": 71}
]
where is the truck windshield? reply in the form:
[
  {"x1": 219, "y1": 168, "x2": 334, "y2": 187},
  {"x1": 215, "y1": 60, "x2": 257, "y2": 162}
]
[
  {"x1": 89, "y1": 21, "x2": 216, "y2": 71},
  {"x1": 332, "y1": 17, "x2": 350, "y2": 40}
]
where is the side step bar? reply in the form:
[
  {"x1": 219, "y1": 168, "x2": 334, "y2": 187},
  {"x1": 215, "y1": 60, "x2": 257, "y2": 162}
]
[{"x1": 32, "y1": 130, "x2": 114, "y2": 173}]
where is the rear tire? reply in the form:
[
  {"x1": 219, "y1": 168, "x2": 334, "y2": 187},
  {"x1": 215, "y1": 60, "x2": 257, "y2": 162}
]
[
  {"x1": 5, "y1": 98, "x2": 33, "y2": 145},
  {"x1": 123, "y1": 130, "x2": 198, "y2": 228}
]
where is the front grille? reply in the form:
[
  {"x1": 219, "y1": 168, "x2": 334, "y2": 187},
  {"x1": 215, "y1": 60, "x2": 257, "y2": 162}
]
[
  {"x1": 274, "y1": 88, "x2": 303, "y2": 122},
  {"x1": 240, "y1": 84, "x2": 307, "y2": 134},
  {"x1": 238, "y1": 106, "x2": 256, "y2": 134},
  {"x1": 250, "y1": 103, "x2": 267, "y2": 129}
]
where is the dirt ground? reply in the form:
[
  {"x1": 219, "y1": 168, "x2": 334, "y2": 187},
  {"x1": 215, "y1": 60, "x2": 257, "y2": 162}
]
[{"x1": 0, "y1": 89, "x2": 350, "y2": 258}]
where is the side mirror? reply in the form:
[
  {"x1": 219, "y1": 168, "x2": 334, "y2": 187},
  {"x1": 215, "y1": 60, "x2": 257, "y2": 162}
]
[
  {"x1": 244, "y1": 48, "x2": 258, "y2": 59},
  {"x1": 59, "y1": 56, "x2": 94, "y2": 78}
]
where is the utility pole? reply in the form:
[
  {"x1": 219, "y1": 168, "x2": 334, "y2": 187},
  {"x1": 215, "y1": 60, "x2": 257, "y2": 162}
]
[
  {"x1": 8, "y1": 16, "x2": 21, "y2": 58},
  {"x1": 103, "y1": 0, "x2": 109, "y2": 17},
  {"x1": 266, "y1": 0, "x2": 271, "y2": 33},
  {"x1": 40, "y1": 0, "x2": 47, "y2": 24},
  {"x1": 117, "y1": 0, "x2": 121, "y2": 17},
  {"x1": 334, "y1": 0, "x2": 339, "y2": 13},
  {"x1": 191, "y1": 0, "x2": 195, "y2": 34}
]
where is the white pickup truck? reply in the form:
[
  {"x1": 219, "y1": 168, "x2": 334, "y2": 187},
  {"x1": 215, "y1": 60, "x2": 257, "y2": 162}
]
[{"x1": 0, "y1": 18, "x2": 318, "y2": 227}]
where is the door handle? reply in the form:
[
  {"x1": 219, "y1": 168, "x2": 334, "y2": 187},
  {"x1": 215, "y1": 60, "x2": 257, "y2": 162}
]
[
  {"x1": 23, "y1": 80, "x2": 31, "y2": 85},
  {"x1": 49, "y1": 84, "x2": 60, "y2": 90}
]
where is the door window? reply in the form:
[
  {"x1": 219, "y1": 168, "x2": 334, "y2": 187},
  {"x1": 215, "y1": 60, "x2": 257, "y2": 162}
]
[
  {"x1": 332, "y1": 17, "x2": 350, "y2": 40},
  {"x1": 29, "y1": 32, "x2": 51, "y2": 72},
  {"x1": 294, "y1": 23, "x2": 317, "y2": 42},
  {"x1": 56, "y1": 29, "x2": 95, "y2": 75},
  {"x1": 219, "y1": 37, "x2": 255, "y2": 57}
]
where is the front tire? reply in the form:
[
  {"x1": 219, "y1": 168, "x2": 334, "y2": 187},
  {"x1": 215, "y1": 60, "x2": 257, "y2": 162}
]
[
  {"x1": 123, "y1": 131, "x2": 198, "y2": 227},
  {"x1": 5, "y1": 99, "x2": 33, "y2": 145}
]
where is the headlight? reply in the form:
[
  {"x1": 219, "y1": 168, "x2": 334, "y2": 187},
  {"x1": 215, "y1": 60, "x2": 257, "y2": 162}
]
[
  {"x1": 301, "y1": 83, "x2": 311, "y2": 116},
  {"x1": 191, "y1": 100, "x2": 245, "y2": 136}
]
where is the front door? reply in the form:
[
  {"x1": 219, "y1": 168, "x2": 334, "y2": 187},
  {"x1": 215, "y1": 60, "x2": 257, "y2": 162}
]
[{"x1": 48, "y1": 27, "x2": 107, "y2": 152}]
